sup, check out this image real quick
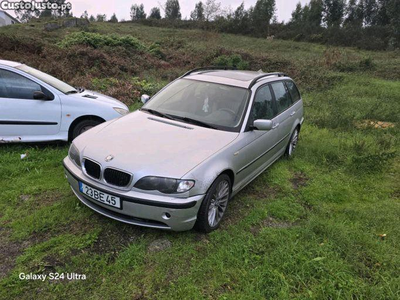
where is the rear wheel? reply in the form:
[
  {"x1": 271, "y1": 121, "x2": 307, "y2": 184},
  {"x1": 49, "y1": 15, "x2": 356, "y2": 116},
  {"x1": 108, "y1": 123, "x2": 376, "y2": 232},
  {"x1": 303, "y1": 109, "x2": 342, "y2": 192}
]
[
  {"x1": 195, "y1": 174, "x2": 231, "y2": 233},
  {"x1": 286, "y1": 127, "x2": 299, "y2": 157},
  {"x1": 71, "y1": 119, "x2": 102, "y2": 140}
]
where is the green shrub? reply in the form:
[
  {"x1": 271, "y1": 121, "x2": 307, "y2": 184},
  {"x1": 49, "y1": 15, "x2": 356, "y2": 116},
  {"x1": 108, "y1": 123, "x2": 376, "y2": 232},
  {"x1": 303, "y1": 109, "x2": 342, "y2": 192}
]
[
  {"x1": 58, "y1": 32, "x2": 145, "y2": 50},
  {"x1": 91, "y1": 78, "x2": 119, "y2": 92},
  {"x1": 213, "y1": 54, "x2": 249, "y2": 70},
  {"x1": 148, "y1": 42, "x2": 165, "y2": 59},
  {"x1": 131, "y1": 77, "x2": 162, "y2": 95}
]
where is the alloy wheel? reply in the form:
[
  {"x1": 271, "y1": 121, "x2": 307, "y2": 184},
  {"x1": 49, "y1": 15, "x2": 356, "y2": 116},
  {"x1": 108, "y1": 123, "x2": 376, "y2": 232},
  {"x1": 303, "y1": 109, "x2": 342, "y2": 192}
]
[
  {"x1": 208, "y1": 180, "x2": 230, "y2": 227},
  {"x1": 288, "y1": 129, "x2": 299, "y2": 156}
]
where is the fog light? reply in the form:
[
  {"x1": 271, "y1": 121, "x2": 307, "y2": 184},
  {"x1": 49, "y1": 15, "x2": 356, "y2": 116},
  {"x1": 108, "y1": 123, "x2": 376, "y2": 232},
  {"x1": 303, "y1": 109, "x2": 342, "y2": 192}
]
[{"x1": 162, "y1": 212, "x2": 171, "y2": 220}]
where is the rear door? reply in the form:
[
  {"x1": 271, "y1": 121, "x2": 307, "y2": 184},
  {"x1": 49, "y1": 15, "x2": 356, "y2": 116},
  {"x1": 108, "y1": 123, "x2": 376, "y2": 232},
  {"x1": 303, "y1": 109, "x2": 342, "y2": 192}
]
[
  {"x1": 270, "y1": 81, "x2": 295, "y2": 152},
  {"x1": 0, "y1": 68, "x2": 61, "y2": 139}
]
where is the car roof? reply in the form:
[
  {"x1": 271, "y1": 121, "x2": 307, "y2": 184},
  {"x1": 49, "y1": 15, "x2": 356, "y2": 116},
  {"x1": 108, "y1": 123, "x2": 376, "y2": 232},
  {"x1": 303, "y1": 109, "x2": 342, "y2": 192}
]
[
  {"x1": 0, "y1": 59, "x2": 23, "y2": 68},
  {"x1": 184, "y1": 70, "x2": 291, "y2": 89}
]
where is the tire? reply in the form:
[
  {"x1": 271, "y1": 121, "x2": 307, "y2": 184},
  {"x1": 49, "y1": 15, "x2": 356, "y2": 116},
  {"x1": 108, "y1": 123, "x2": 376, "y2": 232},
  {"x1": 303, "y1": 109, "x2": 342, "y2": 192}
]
[
  {"x1": 71, "y1": 119, "x2": 102, "y2": 140},
  {"x1": 195, "y1": 174, "x2": 231, "y2": 233},
  {"x1": 285, "y1": 127, "x2": 300, "y2": 158}
]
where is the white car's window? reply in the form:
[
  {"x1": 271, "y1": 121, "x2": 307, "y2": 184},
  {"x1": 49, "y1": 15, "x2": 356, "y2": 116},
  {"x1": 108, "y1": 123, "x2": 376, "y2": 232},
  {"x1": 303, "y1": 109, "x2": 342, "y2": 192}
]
[
  {"x1": 271, "y1": 81, "x2": 292, "y2": 114},
  {"x1": 0, "y1": 69, "x2": 41, "y2": 100},
  {"x1": 144, "y1": 79, "x2": 250, "y2": 131},
  {"x1": 15, "y1": 65, "x2": 77, "y2": 94},
  {"x1": 250, "y1": 84, "x2": 276, "y2": 122}
]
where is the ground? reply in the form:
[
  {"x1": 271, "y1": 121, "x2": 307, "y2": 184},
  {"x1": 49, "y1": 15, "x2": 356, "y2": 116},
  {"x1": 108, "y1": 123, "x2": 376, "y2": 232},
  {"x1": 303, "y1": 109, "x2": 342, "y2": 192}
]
[{"x1": 0, "y1": 21, "x2": 399, "y2": 299}]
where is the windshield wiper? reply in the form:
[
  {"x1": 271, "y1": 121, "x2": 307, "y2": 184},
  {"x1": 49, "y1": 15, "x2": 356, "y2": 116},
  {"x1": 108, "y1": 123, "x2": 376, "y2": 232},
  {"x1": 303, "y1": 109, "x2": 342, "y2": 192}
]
[
  {"x1": 141, "y1": 108, "x2": 176, "y2": 121},
  {"x1": 172, "y1": 116, "x2": 217, "y2": 129}
]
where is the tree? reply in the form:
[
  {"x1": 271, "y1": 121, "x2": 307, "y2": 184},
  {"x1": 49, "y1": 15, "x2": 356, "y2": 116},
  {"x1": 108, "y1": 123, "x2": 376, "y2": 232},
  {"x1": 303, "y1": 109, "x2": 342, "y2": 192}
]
[
  {"x1": 231, "y1": 2, "x2": 252, "y2": 33},
  {"x1": 323, "y1": 0, "x2": 346, "y2": 27},
  {"x1": 308, "y1": 0, "x2": 323, "y2": 26},
  {"x1": 165, "y1": 0, "x2": 181, "y2": 20},
  {"x1": 204, "y1": 0, "x2": 221, "y2": 21},
  {"x1": 89, "y1": 15, "x2": 95, "y2": 22},
  {"x1": 149, "y1": 7, "x2": 162, "y2": 19},
  {"x1": 375, "y1": 0, "x2": 391, "y2": 26},
  {"x1": 364, "y1": 0, "x2": 378, "y2": 25},
  {"x1": 14, "y1": 7, "x2": 40, "y2": 22},
  {"x1": 344, "y1": 0, "x2": 362, "y2": 26},
  {"x1": 96, "y1": 14, "x2": 106, "y2": 22},
  {"x1": 81, "y1": 10, "x2": 89, "y2": 19},
  {"x1": 109, "y1": 13, "x2": 118, "y2": 23},
  {"x1": 252, "y1": 0, "x2": 276, "y2": 36},
  {"x1": 191, "y1": 1, "x2": 205, "y2": 21},
  {"x1": 290, "y1": 2, "x2": 303, "y2": 24},
  {"x1": 39, "y1": 0, "x2": 71, "y2": 18},
  {"x1": 131, "y1": 4, "x2": 147, "y2": 20},
  {"x1": 387, "y1": 0, "x2": 400, "y2": 44}
]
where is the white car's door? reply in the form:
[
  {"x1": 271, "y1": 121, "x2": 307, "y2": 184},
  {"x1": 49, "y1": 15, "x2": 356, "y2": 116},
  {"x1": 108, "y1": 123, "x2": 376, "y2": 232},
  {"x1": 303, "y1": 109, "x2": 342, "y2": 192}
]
[{"x1": 0, "y1": 68, "x2": 61, "y2": 139}]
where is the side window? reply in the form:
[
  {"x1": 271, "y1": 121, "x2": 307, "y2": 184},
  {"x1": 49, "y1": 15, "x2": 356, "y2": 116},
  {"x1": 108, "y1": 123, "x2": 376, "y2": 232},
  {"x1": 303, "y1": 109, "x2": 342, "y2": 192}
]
[
  {"x1": 0, "y1": 69, "x2": 41, "y2": 100},
  {"x1": 271, "y1": 81, "x2": 292, "y2": 114},
  {"x1": 286, "y1": 81, "x2": 301, "y2": 103},
  {"x1": 250, "y1": 85, "x2": 276, "y2": 123}
]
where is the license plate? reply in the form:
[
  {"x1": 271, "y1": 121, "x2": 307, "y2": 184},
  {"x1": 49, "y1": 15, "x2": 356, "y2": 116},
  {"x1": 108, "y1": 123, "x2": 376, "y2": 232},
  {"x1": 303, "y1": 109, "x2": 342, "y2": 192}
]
[{"x1": 79, "y1": 182, "x2": 121, "y2": 209}]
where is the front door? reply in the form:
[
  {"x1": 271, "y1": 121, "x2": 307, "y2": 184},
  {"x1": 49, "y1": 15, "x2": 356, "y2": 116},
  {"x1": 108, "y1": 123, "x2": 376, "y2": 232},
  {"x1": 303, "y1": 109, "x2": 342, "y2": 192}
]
[
  {"x1": 234, "y1": 84, "x2": 282, "y2": 189},
  {"x1": 0, "y1": 68, "x2": 61, "y2": 140}
]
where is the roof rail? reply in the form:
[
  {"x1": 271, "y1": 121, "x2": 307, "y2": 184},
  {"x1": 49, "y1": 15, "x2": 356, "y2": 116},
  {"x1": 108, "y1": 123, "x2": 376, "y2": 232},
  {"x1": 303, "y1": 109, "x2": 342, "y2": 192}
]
[
  {"x1": 248, "y1": 72, "x2": 288, "y2": 88},
  {"x1": 181, "y1": 66, "x2": 237, "y2": 78}
]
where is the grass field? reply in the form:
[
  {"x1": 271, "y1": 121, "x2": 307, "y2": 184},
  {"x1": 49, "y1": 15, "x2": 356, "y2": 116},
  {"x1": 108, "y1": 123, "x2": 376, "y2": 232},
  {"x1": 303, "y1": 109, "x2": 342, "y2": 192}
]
[{"x1": 0, "y1": 21, "x2": 399, "y2": 299}]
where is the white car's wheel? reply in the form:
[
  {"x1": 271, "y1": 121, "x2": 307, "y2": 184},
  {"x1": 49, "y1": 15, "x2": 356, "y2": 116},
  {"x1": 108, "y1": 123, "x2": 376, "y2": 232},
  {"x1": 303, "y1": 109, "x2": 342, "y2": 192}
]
[{"x1": 71, "y1": 119, "x2": 102, "y2": 140}]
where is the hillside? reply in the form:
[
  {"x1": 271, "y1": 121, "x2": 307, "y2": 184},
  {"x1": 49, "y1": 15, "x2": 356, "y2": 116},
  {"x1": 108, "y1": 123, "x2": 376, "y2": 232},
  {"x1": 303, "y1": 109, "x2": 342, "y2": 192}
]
[{"x1": 0, "y1": 21, "x2": 399, "y2": 299}]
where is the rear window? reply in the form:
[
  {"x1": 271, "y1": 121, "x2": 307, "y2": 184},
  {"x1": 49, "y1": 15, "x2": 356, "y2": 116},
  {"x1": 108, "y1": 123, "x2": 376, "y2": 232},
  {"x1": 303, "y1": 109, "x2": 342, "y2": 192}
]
[{"x1": 286, "y1": 81, "x2": 301, "y2": 103}]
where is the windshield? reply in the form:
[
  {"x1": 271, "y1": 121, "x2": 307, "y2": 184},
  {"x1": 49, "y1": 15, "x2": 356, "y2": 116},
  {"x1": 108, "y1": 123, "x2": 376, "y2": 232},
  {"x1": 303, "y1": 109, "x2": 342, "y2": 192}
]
[
  {"x1": 16, "y1": 65, "x2": 77, "y2": 94},
  {"x1": 143, "y1": 79, "x2": 250, "y2": 131}
]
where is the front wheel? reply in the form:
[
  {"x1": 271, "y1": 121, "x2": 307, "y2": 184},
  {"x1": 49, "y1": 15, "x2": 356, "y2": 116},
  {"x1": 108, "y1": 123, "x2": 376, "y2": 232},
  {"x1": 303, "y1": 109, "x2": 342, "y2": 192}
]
[
  {"x1": 195, "y1": 174, "x2": 231, "y2": 233},
  {"x1": 71, "y1": 119, "x2": 102, "y2": 140},
  {"x1": 286, "y1": 127, "x2": 300, "y2": 157}
]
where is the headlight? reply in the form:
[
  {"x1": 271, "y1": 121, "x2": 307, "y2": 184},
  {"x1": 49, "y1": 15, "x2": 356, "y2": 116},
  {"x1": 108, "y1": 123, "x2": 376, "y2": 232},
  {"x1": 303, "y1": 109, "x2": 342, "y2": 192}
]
[
  {"x1": 134, "y1": 176, "x2": 195, "y2": 194},
  {"x1": 114, "y1": 107, "x2": 129, "y2": 116},
  {"x1": 68, "y1": 143, "x2": 81, "y2": 168}
]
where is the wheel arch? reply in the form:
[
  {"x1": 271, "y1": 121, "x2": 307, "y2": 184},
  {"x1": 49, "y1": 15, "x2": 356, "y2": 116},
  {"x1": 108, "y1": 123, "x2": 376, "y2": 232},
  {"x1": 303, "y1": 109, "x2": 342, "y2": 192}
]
[
  {"x1": 219, "y1": 169, "x2": 235, "y2": 189},
  {"x1": 68, "y1": 115, "x2": 105, "y2": 141}
]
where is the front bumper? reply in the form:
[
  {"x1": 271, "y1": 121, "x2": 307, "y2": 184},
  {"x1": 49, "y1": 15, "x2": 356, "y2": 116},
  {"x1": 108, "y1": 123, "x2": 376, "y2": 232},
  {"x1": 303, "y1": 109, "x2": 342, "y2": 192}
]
[{"x1": 63, "y1": 157, "x2": 204, "y2": 231}]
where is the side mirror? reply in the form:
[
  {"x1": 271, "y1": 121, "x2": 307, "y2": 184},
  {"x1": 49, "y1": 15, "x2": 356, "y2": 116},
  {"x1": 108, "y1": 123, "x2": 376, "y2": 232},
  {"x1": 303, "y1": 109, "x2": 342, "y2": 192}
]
[
  {"x1": 253, "y1": 119, "x2": 273, "y2": 131},
  {"x1": 141, "y1": 94, "x2": 150, "y2": 104},
  {"x1": 33, "y1": 91, "x2": 49, "y2": 100}
]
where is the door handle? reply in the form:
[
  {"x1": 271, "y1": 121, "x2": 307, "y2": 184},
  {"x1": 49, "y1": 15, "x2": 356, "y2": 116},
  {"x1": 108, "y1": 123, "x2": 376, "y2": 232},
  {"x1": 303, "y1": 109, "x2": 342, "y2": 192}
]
[
  {"x1": 272, "y1": 123, "x2": 280, "y2": 129},
  {"x1": 290, "y1": 111, "x2": 296, "y2": 117}
]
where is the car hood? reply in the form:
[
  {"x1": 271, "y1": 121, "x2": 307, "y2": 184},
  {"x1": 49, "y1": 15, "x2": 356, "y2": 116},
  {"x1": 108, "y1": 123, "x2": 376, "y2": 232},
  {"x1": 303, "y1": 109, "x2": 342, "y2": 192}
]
[
  {"x1": 69, "y1": 90, "x2": 127, "y2": 109},
  {"x1": 79, "y1": 111, "x2": 238, "y2": 179}
]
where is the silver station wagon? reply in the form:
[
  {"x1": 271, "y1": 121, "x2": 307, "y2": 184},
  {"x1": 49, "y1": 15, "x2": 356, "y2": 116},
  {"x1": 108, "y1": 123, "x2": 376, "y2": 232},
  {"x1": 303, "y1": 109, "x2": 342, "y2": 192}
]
[{"x1": 63, "y1": 68, "x2": 304, "y2": 232}]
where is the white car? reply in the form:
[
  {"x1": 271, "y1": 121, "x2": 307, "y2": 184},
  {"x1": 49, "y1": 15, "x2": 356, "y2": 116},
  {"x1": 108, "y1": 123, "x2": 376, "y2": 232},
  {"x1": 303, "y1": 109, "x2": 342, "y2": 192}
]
[{"x1": 0, "y1": 60, "x2": 129, "y2": 142}]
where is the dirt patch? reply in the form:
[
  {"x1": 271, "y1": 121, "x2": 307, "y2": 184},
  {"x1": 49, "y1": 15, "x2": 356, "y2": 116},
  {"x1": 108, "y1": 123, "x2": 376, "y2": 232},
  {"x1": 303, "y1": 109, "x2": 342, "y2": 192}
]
[
  {"x1": 147, "y1": 239, "x2": 172, "y2": 253},
  {"x1": 17, "y1": 191, "x2": 65, "y2": 209},
  {"x1": 291, "y1": 172, "x2": 309, "y2": 190},
  {"x1": 355, "y1": 120, "x2": 395, "y2": 130},
  {"x1": 0, "y1": 227, "x2": 32, "y2": 279},
  {"x1": 89, "y1": 220, "x2": 141, "y2": 259}
]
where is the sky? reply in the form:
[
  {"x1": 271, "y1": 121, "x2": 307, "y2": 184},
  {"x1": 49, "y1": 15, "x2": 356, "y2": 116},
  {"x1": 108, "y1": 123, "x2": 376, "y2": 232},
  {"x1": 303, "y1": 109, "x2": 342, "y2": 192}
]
[{"x1": 7, "y1": 0, "x2": 310, "y2": 23}]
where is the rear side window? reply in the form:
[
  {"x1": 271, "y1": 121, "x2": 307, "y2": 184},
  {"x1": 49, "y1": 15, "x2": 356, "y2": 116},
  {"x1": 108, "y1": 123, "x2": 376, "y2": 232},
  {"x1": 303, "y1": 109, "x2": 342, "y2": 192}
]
[
  {"x1": 271, "y1": 81, "x2": 292, "y2": 114},
  {"x1": 0, "y1": 69, "x2": 41, "y2": 100},
  {"x1": 286, "y1": 81, "x2": 301, "y2": 103}
]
